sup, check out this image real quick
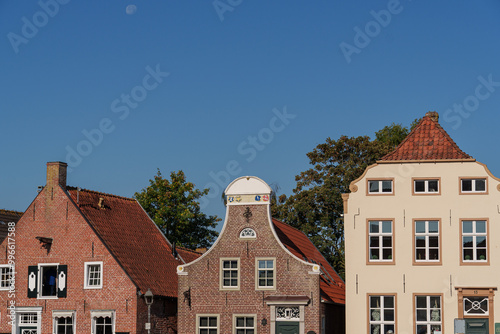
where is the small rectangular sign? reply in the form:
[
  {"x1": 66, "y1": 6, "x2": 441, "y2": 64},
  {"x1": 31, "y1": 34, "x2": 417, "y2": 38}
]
[{"x1": 495, "y1": 322, "x2": 500, "y2": 333}]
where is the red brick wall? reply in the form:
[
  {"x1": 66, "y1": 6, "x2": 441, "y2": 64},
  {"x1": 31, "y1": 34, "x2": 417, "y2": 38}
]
[
  {"x1": 178, "y1": 204, "x2": 322, "y2": 334},
  {"x1": 0, "y1": 184, "x2": 140, "y2": 333}
]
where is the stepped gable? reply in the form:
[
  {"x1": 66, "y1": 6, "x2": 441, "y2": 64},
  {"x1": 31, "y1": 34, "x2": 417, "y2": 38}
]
[{"x1": 380, "y1": 111, "x2": 473, "y2": 162}]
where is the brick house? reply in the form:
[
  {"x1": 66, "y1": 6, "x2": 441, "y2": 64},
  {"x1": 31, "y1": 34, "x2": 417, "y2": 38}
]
[
  {"x1": 0, "y1": 162, "x2": 199, "y2": 334},
  {"x1": 177, "y1": 176, "x2": 345, "y2": 334},
  {"x1": 344, "y1": 112, "x2": 500, "y2": 333}
]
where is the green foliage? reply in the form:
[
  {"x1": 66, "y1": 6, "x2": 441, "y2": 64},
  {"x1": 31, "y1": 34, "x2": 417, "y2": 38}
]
[
  {"x1": 272, "y1": 121, "x2": 414, "y2": 279},
  {"x1": 135, "y1": 169, "x2": 220, "y2": 249},
  {"x1": 375, "y1": 123, "x2": 409, "y2": 149}
]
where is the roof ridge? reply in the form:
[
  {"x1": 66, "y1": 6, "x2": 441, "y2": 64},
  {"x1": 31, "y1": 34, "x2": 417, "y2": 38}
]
[
  {"x1": 67, "y1": 186, "x2": 135, "y2": 201},
  {"x1": 177, "y1": 246, "x2": 203, "y2": 255},
  {"x1": 271, "y1": 217, "x2": 303, "y2": 233},
  {"x1": 0, "y1": 209, "x2": 23, "y2": 215}
]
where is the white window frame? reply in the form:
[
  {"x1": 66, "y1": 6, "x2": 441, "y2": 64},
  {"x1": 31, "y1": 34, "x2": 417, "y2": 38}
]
[
  {"x1": 414, "y1": 220, "x2": 440, "y2": 263},
  {"x1": 256, "y1": 258, "x2": 275, "y2": 290},
  {"x1": 14, "y1": 307, "x2": 43, "y2": 334},
  {"x1": 413, "y1": 178, "x2": 440, "y2": 194},
  {"x1": 52, "y1": 311, "x2": 76, "y2": 334},
  {"x1": 368, "y1": 220, "x2": 393, "y2": 263},
  {"x1": 369, "y1": 295, "x2": 396, "y2": 334},
  {"x1": 461, "y1": 178, "x2": 487, "y2": 193},
  {"x1": 91, "y1": 310, "x2": 115, "y2": 334},
  {"x1": 233, "y1": 314, "x2": 256, "y2": 334},
  {"x1": 84, "y1": 261, "x2": 103, "y2": 289},
  {"x1": 462, "y1": 220, "x2": 488, "y2": 263},
  {"x1": 38, "y1": 263, "x2": 59, "y2": 299},
  {"x1": 0, "y1": 264, "x2": 12, "y2": 290},
  {"x1": 368, "y1": 179, "x2": 393, "y2": 195},
  {"x1": 415, "y1": 295, "x2": 442, "y2": 334},
  {"x1": 220, "y1": 258, "x2": 240, "y2": 290},
  {"x1": 197, "y1": 314, "x2": 219, "y2": 334}
]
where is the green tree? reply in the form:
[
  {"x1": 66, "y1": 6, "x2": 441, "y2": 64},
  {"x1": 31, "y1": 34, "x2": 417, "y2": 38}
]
[
  {"x1": 272, "y1": 122, "x2": 414, "y2": 279},
  {"x1": 135, "y1": 170, "x2": 220, "y2": 249}
]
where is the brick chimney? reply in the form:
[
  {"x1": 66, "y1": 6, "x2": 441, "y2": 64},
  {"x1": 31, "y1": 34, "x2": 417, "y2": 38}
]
[
  {"x1": 46, "y1": 162, "x2": 67, "y2": 190},
  {"x1": 426, "y1": 111, "x2": 439, "y2": 122}
]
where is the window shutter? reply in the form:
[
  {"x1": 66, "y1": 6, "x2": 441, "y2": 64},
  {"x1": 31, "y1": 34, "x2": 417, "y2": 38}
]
[
  {"x1": 57, "y1": 265, "x2": 68, "y2": 298},
  {"x1": 27, "y1": 266, "x2": 38, "y2": 298}
]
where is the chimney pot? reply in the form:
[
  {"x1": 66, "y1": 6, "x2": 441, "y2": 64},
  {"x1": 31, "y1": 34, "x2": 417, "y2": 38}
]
[
  {"x1": 425, "y1": 111, "x2": 439, "y2": 122},
  {"x1": 46, "y1": 162, "x2": 67, "y2": 190}
]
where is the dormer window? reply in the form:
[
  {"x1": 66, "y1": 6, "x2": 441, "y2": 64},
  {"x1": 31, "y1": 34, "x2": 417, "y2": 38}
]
[{"x1": 367, "y1": 179, "x2": 393, "y2": 195}]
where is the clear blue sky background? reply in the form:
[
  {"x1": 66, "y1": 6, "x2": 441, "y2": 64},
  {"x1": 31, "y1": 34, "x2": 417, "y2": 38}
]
[{"x1": 2, "y1": 1, "x2": 500, "y2": 232}]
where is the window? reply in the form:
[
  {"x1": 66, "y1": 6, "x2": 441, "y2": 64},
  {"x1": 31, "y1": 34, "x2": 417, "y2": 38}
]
[
  {"x1": 369, "y1": 295, "x2": 395, "y2": 334},
  {"x1": 91, "y1": 311, "x2": 114, "y2": 334},
  {"x1": 15, "y1": 307, "x2": 42, "y2": 334},
  {"x1": 368, "y1": 220, "x2": 393, "y2": 263},
  {"x1": 256, "y1": 259, "x2": 275, "y2": 289},
  {"x1": 462, "y1": 220, "x2": 488, "y2": 263},
  {"x1": 85, "y1": 262, "x2": 103, "y2": 289},
  {"x1": 368, "y1": 179, "x2": 394, "y2": 194},
  {"x1": 53, "y1": 311, "x2": 75, "y2": 334},
  {"x1": 0, "y1": 264, "x2": 12, "y2": 290},
  {"x1": 220, "y1": 259, "x2": 239, "y2": 290},
  {"x1": 233, "y1": 315, "x2": 255, "y2": 334},
  {"x1": 27, "y1": 264, "x2": 67, "y2": 299},
  {"x1": 239, "y1": 228, "x2": 256, "y2": 239},
  {"x1": 20, "y1": 313, "x2": 38, "y2": 325},
  {"x1": 415, "y1": 295, "x2": 442, "y2": 334},
  {"x1": 197, "y1": 315, "x2": 219, "y2": 334},
  {"x1": 413, "y1": 178, "x2": 440, "y2": 194},
  {"x1": 461, "y1": 178, "x2": 487, "y2": 194},
  {"x1": 414, "y1": 220, "x2": 441, "y2": 264}
]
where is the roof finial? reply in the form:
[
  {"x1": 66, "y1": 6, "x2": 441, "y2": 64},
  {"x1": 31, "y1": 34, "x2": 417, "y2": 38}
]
[{"x1": 425, "y1": 111, "x2": 439, "y2": 122}]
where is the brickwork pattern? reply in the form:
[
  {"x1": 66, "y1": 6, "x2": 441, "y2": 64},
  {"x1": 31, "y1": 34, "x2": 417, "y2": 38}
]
[
  {"x1": 0, "y1": 180, "x2": 177, "y2": 333},
  {"x1": 178, "y1": 204, "x2": 322, "y2": 334}
]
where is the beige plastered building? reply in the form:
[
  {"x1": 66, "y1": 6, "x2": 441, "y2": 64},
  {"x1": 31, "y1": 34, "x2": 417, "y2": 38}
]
[{"x1": 344, "y1": 112, "x2": 500, "y2": 334}]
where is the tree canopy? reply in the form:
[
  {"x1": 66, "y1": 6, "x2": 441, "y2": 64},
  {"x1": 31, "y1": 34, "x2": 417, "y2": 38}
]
[
  {"x1": 135, "y1": 170, "x2": 220, "y2": 249},
  {"x1": 272, "y1": 122, "x2": 415, "y2": 279}
]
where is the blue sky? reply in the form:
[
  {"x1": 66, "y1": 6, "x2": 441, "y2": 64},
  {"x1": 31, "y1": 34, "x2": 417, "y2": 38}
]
[{"x1": 2, "y1": 1, "x2": 500, "y2": 231}]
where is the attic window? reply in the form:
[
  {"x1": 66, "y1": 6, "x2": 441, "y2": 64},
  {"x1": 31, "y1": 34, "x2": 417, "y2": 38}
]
[{"x1": 239, "y1": 228, "x2": 256, "y2": 239}]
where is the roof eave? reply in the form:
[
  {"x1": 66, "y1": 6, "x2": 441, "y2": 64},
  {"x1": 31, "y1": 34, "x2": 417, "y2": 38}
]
[{"x1": 377, "y1": 158, "x2": 476, "y2": 164}]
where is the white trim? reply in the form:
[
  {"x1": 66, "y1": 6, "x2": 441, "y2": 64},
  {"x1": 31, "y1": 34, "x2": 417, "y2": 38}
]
[
  {"x1": 0, "y1": 264, "x2": 12, "y2": 290},
  {"x1": 91, "y1": 310, "x2": 115, "y2": 334},
  {"x1": 84, "y1": 261, "x2": 103, "y2": 289},
  {"x1": 38, "y1": 263, "x2": 59, "y2": 299},
  {"x1": 14, "y1": 307, "x2": 43, "y2": 334},
  {"x1": 52, "y1": 310, "x2": 76, "y2": 334}
]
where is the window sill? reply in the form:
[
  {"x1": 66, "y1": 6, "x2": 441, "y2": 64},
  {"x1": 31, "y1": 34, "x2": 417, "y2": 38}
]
[{"x1": 84, "y1": 286, "x2": 103, "y2": 289}]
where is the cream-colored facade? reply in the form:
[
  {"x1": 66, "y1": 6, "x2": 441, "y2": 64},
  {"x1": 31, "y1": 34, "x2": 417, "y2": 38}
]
[{"x1": 345, "y1": 148, "x2": 500, "y2": 332}]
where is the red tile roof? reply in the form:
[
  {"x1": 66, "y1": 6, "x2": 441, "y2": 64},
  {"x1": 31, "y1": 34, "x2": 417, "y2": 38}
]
[
  {"x1": 272, "y1": 218, "x2": 345, "y2": 305},
  {"x1": 380, "y1": 112, "x2": 473, "y2": 161},
  {"x1": 67, "y1": 187, "x2": 199, "y2": 298}
]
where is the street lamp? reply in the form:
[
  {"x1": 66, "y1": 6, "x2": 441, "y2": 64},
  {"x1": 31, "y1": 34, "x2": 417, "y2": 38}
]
[{"x1": 144, "y1": 288, "x2": 154, "y2": 334}]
